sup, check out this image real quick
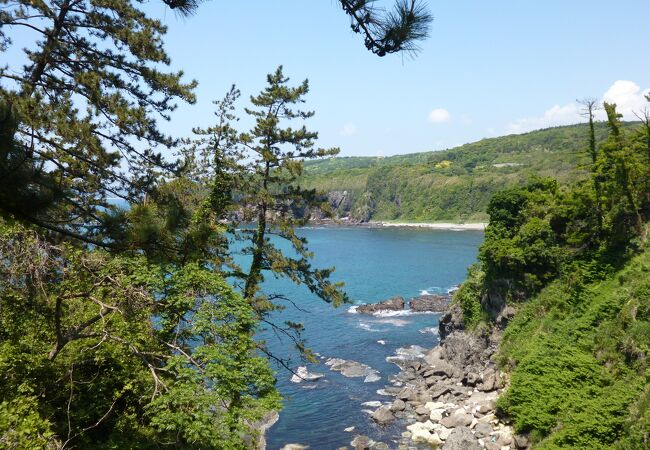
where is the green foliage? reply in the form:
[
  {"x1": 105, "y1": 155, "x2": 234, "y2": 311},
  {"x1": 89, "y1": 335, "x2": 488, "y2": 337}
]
[
  {"x1": 301, "y1": 123, "x2": 641, "y2": 223},
  {"x1": 474, "y1": 104, "x2": 650, "y2": 448},
  {"x1": 0, "y1": 0, "x2": 196, "y2": 244},
  {"x1": 497, "y1": 248, "x2": 650, "y2": 449},
  {"x1": 0, "y1": 222, "x2": 280, "y2": 448},
  {"x1": 453, "y1": 264, "x2": 485, "y2": 329}
]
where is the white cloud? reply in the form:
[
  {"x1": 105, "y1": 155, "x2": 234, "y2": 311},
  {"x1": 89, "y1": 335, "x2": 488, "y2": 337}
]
[
  {"x1": 340, "y1": 122, "x2": 357, "y2": 137},
  {"x1": 505, "y1": 103, "x2": 580, "y2": 134},
  {"x1": 602, "y1": 80, "x2": 650, "y2": 119},
  {"x1": 428, "y1": 108, "x2": 451, "y2": 124},
  {"x1": 504, "y1": 80, "x2": 650, "y2": 135}
]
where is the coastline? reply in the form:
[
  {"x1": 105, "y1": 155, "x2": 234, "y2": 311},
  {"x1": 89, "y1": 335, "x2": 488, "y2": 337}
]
[
  {"x1": 370, "y1": 221, "x2": 487, "y2": 231},
  {"x1": 304, "y1": 219, "x2": 487, "y2": 231}
]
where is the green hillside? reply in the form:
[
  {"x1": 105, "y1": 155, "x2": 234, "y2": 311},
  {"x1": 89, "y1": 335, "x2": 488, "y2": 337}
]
[{"x1": 302, "y1": 123, "x2": 636, "y2": 222}]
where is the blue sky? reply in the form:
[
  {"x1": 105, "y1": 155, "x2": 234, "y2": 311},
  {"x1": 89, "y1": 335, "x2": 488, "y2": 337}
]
[{"x1": 8, "y1": 1, "x2": 650, "y2": 157}]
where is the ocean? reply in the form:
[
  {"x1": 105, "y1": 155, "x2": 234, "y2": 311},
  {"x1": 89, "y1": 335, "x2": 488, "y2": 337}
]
[{"x1": 244, "y1": 226, "x2": 484, "y2": 448}]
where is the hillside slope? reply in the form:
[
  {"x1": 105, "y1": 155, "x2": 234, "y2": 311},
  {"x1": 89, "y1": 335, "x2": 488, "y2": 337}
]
[{"x1": 302, "y1": 123, "x2": 636, "y2": 222}]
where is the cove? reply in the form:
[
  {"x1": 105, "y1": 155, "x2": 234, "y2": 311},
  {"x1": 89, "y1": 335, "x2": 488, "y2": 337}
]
[{"x1": 253, "y1": 227, "x2": 484, "y2": 448}]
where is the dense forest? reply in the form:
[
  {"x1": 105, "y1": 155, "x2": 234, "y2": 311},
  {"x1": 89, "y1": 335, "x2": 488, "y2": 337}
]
[
  {"x1": 451, "y1": 102, "x2": 650, "y2": 448},
  {"x1": 301, "y1": 122, "x2": 639, "y2": 223}
]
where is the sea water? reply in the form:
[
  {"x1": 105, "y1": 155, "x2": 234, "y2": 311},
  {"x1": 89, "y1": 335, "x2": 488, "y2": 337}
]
[{"x1": 250, "y1": 227, "x2": 484, "y2": 449}]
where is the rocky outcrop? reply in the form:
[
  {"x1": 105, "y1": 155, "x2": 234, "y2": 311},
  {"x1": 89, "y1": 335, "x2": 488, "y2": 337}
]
[
  {"x1": 325, "y1": 358, "x2": 380, "y2": 382},
  {"x1": 408, "y1": 294, "x2": 451, "y2": 312},
  {"x1": 372, "y1": 303, "x2": 529, "y2": 450},
  {"x1": 289, "y1": 366, "x2": 324, "y2": 383},
  {"x1": 438, "y1": 303, "x2": 465, "y2": 340},
  {"x1": 356, "y1": 296, "x2": 404, "y2": 314}
]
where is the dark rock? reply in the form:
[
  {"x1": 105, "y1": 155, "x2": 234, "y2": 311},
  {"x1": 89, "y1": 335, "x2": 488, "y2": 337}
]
[
  {"x1": 441, "y1": 427, "x2": 481, "y2": 450},
  {"x1": 465, "y1": 371, "x2": 480, "y2": 386},
  {"x1": 441, "y1": 331, "x2": 489, "y2": 371},
  {"x1": 371, "y1": 406, "x2": 395, "y2": 425},
  {"x1": 356, "y1": 296, "x2": 404, "y2": 314},
  {"x1": 438, "y1": 304, "x2": 465, "y2": 341},
  {"x1": 409, "y1": 294, "x2": 451, "y2": 312}
]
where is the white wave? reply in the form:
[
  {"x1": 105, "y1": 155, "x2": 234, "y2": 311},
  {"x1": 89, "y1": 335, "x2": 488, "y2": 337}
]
[
  {"x1": 347, "y1": 305, "x2": 359, "y2": 314},
  {"x1": 358, "y1": 322, "x2": 379, "y2": 332},
  {"x1": 362, "y1": 409, "x2": 374, "y2": 415},
  {"x1": 362, "y1": 401, "x2": 382, "y2": 408},
  {"x1": 364, "y1": 373, "x2": 381, "y2": 383},
  {"x1": 447, "y1": 285, "x2": 460, "y2": 295},
  {"x1": 395, "y1": 345, "x2": 428, "y2": 358},
  {"x1": 377, "y1": 340, "x2": 386, "y2": 345},
  {"x1": 419, "y1": 327, "x2": 439, "y2": 335},
  {"x1": 372, "y1": 309, "x2": 435, "y2": 317},
  {"x1": 376, "y1": 389, "x2": 392, "y2": 396},
  {"x1": 376, "y1": 318, "x2": 410, "y2": 327}
]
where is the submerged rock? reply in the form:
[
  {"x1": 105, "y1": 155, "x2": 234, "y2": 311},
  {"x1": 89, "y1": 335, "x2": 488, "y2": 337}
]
[
  {"x1": 408, "y1": 294, "x2": 451, "y2": 312},
  {"x1": 356, "y1": 296, "x2": 405, "y2": 314}
]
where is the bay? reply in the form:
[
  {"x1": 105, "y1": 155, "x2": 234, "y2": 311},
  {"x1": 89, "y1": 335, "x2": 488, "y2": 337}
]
[{"x1": 252, "y1": 226, "x2": 484, "y2": 449}]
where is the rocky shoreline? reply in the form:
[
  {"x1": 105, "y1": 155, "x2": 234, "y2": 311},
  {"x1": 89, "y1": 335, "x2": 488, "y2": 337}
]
[
  {"x1": 280, "y1": 302, "x2": 523, "y2": 450},
  {"x1": 348, "y1": 303, "x2": 524, "y2": 450},
  {"x1": 279, "y1": 299, "x2": 524, "y2": 450}
]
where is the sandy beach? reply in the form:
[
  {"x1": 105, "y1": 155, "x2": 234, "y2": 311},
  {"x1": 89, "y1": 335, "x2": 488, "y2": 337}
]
[{"x1": 370, "y1": 221, "x2": 487, "y2": 231}]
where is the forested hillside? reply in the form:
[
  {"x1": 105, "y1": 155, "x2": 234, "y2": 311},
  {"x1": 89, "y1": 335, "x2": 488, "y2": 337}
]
[
  {"x1": 449, "y1": 104, "x2": 650, "y2": 448},
  {"x1": 302, "y1": 123, "x2": 638, "y2": 222}
]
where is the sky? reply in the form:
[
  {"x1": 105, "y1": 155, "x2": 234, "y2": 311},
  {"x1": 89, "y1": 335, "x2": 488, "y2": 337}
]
[{"x1": 7, "y1": 1, "x2": 650, "y2": 157}]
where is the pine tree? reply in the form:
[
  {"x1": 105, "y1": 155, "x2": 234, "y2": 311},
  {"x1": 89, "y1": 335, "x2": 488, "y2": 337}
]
[{"x1": 0, "y1": 0, "x2": 196, "y2": 244}]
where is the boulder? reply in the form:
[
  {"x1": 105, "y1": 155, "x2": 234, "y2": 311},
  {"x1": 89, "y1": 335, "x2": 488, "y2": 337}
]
[
  {"x1": 371, "y1": 406, "x2": 394, "y2": 425},
  {"x1": 356, "y1": 296, "x2": 404, "y2": 314},
  {"x1": 473, "y1": 422, "x2": 492, "y2": 438},
  {"x1": 440, "y1": 409, "x2": 473, "y2": 428},
  {"x1": 408, "y1": 294, "x2": 451, "y2": 312},
  {"x1": 389, "y1": 399, "x2": 406, "y2": 412},
  {"x1": 433, "y1": 424, "x2": 452, "y2": 441},
  {"x1": 397, "y1": 387, "x2": 418, "y2": 401},
  {"x1": 290, "y1": 366, "x2": 323, "y2": 383},
  {"x1": 429, "y1": 386, "x2": 452, "y2": 400},
  {"x1": 407, "y1": 421, "x2": 441, "y2": 446},
  {"x1": 350, "y1": 435, "x2": 372, "y2": 450},
  {"x1": 429, "y1": 408, "x2": 445, "y2": 421},
  {"x1": 441, "y1": 427, "x2": 481, "y2": 450}
]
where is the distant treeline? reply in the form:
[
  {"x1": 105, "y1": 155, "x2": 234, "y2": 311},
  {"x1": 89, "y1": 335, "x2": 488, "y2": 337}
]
[{"x1": 301, "y1": 122, "x2": 638, "y2": 222}]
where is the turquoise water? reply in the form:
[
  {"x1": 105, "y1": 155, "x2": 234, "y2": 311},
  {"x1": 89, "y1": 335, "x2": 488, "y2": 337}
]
[{"x1": 252, "y1": 227, "x2": 484, "y2": 449}]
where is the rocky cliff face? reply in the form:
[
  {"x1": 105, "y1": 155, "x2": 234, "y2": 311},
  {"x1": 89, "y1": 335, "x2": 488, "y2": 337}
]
[{"x1": 356, "y1": 303, "x2": 530, "y2": 450}]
